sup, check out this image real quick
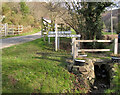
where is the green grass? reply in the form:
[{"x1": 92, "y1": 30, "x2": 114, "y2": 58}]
[
  {"x1": 70, "y1": 28, "x2": 76, "y2": 35},
  {"x1": 2, "y1": 28, "x2": 41, "y2": 39},
  {"x1": 105, "y1": 64, "x2": 120, "y2": 94},
  {"x1": 2, "y1": 37, "x2": 87, "y2": 93},
  {"x1": 102, "y1": 31, "x2": 117, "y2": 35}
]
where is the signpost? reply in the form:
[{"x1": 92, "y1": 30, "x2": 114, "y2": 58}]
[
  {"x1": 48, "y1": 24, "x2": 81, "y2": 51},
  {"x1": 55, "y1": 24, "x2": 58, "y2": 51}
]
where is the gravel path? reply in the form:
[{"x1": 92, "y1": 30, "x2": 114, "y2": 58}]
[{"x1": 0, "y1": 31, "x2": 42, "y2": 49}]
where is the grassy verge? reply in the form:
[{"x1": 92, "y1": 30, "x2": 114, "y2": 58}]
[
  {"x1": 2, "y1": 28, "x2": 41, "y2": 39},
  {"x1": 2, "y1": 37, "x2": 87, "y2": 93},
  {"x1": 102, "y1": 32, "x2": 117, "y2": 35}
]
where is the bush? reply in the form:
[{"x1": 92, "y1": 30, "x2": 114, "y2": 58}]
[{"x1": 2, "y1": 2, "x2": 37, "y2": 27}]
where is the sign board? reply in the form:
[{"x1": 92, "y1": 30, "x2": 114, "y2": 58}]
[
  {"x1": 48, "y1": 24, "x2": 81, "y2": 51},
  {"x1": 48, "y1": 31, "x2": 81, "y2": 38}
]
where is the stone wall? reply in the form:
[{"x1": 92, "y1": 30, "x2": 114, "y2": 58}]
[
  {"x1": 103, "y1": 35, "x2": 118, "y2": 40},
  {"x1": 67, "y1": 59, "x2": 95, "y2": 87}
]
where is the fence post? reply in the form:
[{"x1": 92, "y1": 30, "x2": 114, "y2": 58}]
[
  {"x1": 114, "y1": 37, "x2": 118, "y2": 55},
  {"x1": 55, "y1": 24, "x2": 58, "y2": 51},
  {"x1": 78, "y1": 36, "x2": 80, "y2": 49},
  {"x1": 72, "y1": 37, "x2": 75, "y2": 55},
  {"x1": 4, "y1": 23, "x2": 7, "y2": 36},
  {"x1": 18, "y1": 25, "x2": 19, "y2": 34},
  {"x1": 48, "y1": 37, "x2": 50, "y2": 44},
  {"x1": 58, "y1": 37, "x2": 60, "y2": 49},
  {"x1": 12, "y1": 25, "x2": 14, "y2": 35},
  {"x1": 73, "y1": 38, "x2": 77, "y2": 61}
]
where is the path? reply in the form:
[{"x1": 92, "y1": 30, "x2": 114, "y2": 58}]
[{"x1": 0, "y1": 32, "x2": 42, "y2": 49}]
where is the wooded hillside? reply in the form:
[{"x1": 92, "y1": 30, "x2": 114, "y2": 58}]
[{"x1": 102, "y1": 8, "x2": 120, "y2": 33}]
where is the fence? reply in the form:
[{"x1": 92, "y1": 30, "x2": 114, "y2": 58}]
[
  {"x1": 72, "y1": 37, "x2": 118, "y2": 60},
  {"x1": 0, "y1": 23, "x2": 23, "y2": 36}
]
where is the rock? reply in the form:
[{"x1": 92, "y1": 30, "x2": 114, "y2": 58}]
[
  {"x1": 89, "y1": 78, "x2": 95, "y2": 85},
  {"x1": 82, "y1": 72, "x2": 89, "y2": 75},
  {"x1": 93, "y1": 86, "x2": 98, "y2": 90},
  {"x1": 72, "y1": 66, "x2": 79, "y2": 74},
  {"x1": 86, "y1": 59, "x2": 93, "y2": 64},
  {"x1": 79, "y1": 67, "x2": 87, "y2": 72},
  {"x1": 88, "y1": 90, "x2": 92, "y2": 93},
  {"x1": 96, "y1": 59, "x2": 104, "y2": 63},
  {"x1": 88, "y1": 71, "x2": 95, "y2": 79},
  {"x1": 73, "y1": 66, "x2": 80, "y2": 69},
  {"x1": 66, "y1": 59, "x2": 73, "y2": 64},
  {"x1": 89, "y1": 77, "x2": 92, "y2": 80}
]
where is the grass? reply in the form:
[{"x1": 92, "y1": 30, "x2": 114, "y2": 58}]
[
  {"x1": 102, "y1": 31, "x2": 117, "y2": 35},
  {"x1": 2, "y1": 37, "x2": 87, "y2": 93},
  {"x1": 2, "y1": 28, "x2": 41, "y2": 39},
  {"x1": 70, "y1": 28, "x2": 76, "y2": 35},
  {"x1": 105, "y1": 64, "x2": 120, "y2": 94}
]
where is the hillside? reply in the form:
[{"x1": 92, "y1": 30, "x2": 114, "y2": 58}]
[{"x1": 102, "y1": 8, "x2": 120, "y2": 33}]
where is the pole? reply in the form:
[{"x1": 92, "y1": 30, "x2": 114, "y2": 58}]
[
  {"x1": 111, "y1": 6, "x2": 113, "y2": 35},
  {"x1": 72, "y1": 37, "x2": 75, "y2": 55},
  {"x1": 73, "y1": 38, "x2": 77, "y2": 61},
  {"x1": 58, "y1": 37, "x2": 60, "y2": 49},
  {"x1": 114, "y1": 37, "x2": 118, "y2": 55},
  {"x1": 55, "y1": 24, "x2": 58, "y2": 51},
  {"x1": 4, "y1": 23, "x2": 7, "y2": 36},
  {"x1": 48, "y1": 37, "x2": 50, "y2": 44}
]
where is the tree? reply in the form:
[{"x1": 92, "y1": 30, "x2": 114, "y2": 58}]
[
  {"x1": 45, "y1": 2, "x2": 61, "y2": 31},
  {"x1": 62, "y1": 2, "x2": 112, "y2": 40},
  {"x1": 20, "y1": 2, "x2": 29, "y2": 15}
]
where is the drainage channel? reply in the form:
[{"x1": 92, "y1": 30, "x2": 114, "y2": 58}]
[
  {"x1": 67, "y1": 58, "x2": 115, "y2": 94},
  {"x1": 91, "y1": 64, "x2": 110, "y2": 94}
]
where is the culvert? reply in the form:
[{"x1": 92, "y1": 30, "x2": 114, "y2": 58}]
[
  {"x1": 67, "y1": 58, "x2": 116, "y2": 93},
  {"x1": 92, "y1": 64, "x2": 111, "y2": 92}
]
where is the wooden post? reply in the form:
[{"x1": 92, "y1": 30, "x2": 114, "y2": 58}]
[
  {"x1": 118, "y1": 43, "x2": 120, "y2": 54},
  {"x1": 76, "y1": 43, "x2": 78, "y2": 57},
  {"x1": 18, "y1": 25, "x2": 19, "y2": 34},
  {"x1": 58, "y1": 37, "x2": 60, "y2": 49},
  {"x1": 4, "y1": 23, "x2": 7, "y2": 36},
  {"x1": 114, "y1": 37, "x2": 118, "y2": 55},
  {"x1": 73, "y1": 38, "x2": 77, "y2": 61},
  {"x1": 72, "y1": 37, "x2": 76, "y2": 55},
  {"x1": 55, "y1": 24, "x2": 58, "y2": 51},
  {"x1": 48, "y1": 37, "x2": 50, "y2": 44},
  {"x1": 78, "y1": 36, "x2": 80, "y2": 49},
  {"x1": 12, "y1": 25, "x2": 14, "y2": 35}
]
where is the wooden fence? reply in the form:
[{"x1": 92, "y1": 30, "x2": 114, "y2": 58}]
[
  {"x1": 0, "y1": 23, "x2": 23, "y2": 36},
  {"x1": 72, "y1": 37, "x2": 118, "y2": 60}
]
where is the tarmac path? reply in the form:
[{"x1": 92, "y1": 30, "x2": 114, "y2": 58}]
[{"x1": 0, "y1": 31, "x2": 42, "y2": 49}]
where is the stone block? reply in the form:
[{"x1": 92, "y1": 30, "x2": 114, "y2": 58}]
[
  {"x1": 72, "y1": 66, "x2": 79, "y2": 74},
  {"x1": 79, "y1": 67, "x2": 87, "y2": 72},
  {"x1": 67, "y1": 64, "x2": 73, "y2": 72}
]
